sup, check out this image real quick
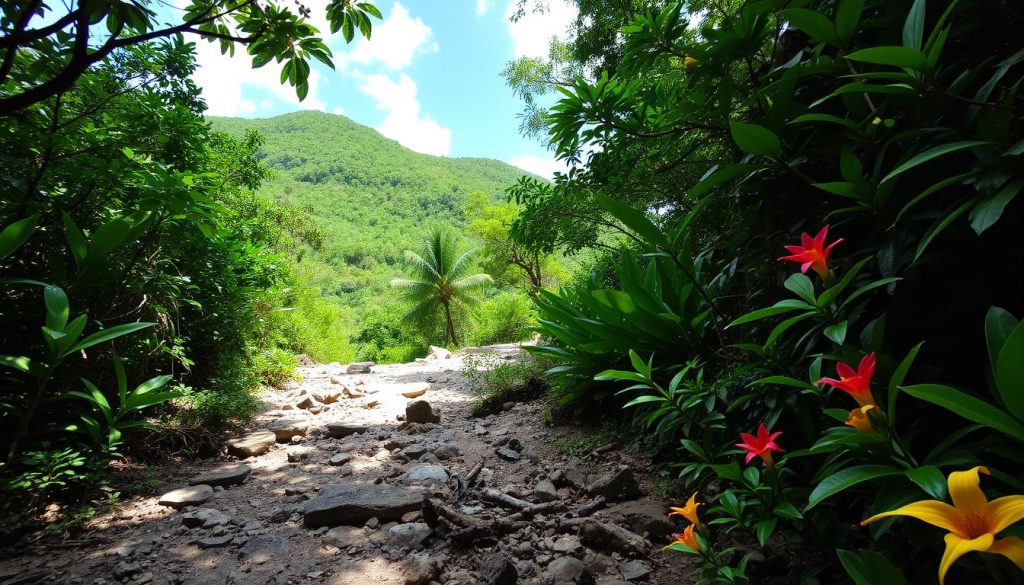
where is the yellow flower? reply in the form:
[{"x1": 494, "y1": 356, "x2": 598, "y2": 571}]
[
  {"x1": 846, "y1": 405, "x2": 877, "y2": 433},
  {"x1": 862, "y1": 466, "x2": 1024, "y2": 584},
  {"x1": 668, "y1": 492, "x2": 702, "y2": 526},
  {"x1": 683, "y1": 55, "x2": 699, "y2": 72},
  {"x1": 666, "y1": 523, "x2": 701, "y2": 552}
]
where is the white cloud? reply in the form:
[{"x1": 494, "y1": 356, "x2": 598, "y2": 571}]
[
  {"x1": 508, "y1": 154, "x2": 567, "y2": 179},
  {"x1": 506, "y1": 0, "x2": 577, "y2": 58},
  {"x1": 332, "y1": 106, "x2": 346, "y2": 115},
  {"x1": 476, "y1": 0, "x2": 493, "y2": 16},
  {"x1": 339, "y1": 3, "x2": 438, "y2": 71},
  {"x1": 192, "y1": 40, "x2": 325, "y2": 116},
  {"x1": 357, "y1": 73, "x2": 451, "y2": 156}
]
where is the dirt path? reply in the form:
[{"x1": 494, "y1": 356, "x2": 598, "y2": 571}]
[{"x1": 0, "y1": 346, "x2": 693, "y2": 585}]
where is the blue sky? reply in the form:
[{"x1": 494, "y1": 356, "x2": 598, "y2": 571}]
[{"x1": 192, "y1": 0, "x2": 577, "y2": 178}]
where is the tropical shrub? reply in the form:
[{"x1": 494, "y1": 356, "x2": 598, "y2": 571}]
[{"x1": 468, "y1": 290, "x2": 537, "y2": 346}]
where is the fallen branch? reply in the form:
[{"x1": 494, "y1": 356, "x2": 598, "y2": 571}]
[
  {"x1": 565, "y1": 496, "x2": 607, "y2": 518},
  {"x1": 453, "y1": 458, "x2": 486, "y2": 502},
  {"x1": 585, "y1": 443, "x2": 618, "y2": 459}
]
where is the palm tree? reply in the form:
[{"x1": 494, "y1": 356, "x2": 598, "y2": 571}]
[{"x1": 391, "y1": 228, "x2": 492, "y2": 346}]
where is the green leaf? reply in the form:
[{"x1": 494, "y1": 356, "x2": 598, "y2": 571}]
[
  {"x1": 63, "y1": 322, "x2": 154, "y2": 357},
  {"x1": 902, "y1": 384, "x2": 1024, "y2": 443},
  {"x1": 0, "y1": 355, "x2": 48, "y2": 377},
  {"x1": 838, "y1": 549, "x2": 908, "y2": 585},
  {"x1": 905, "y1": 465, "x2": 947, "y2": 499},
  {"x1": 835, "y1": 0, "x2": 864, "y2": 45},
  {"x1": 881, "y1": 141, "x2": 991, "y2": 184},
  {"x1": 824, "y1": 321, "x2": 848, "y2": 345},
  {"x1": 903, "y1": 0, "x2": 926, "y2": 50},
  {"x1": 780, "y1": 8, "x2": 840, "y2": 46},
  {"x1": 62, "y1": 214, "x2": 87, "y2": 267},
  {"x1": 729, "y1": 121, "x2": 781, "y2": 157},
  {"x1": 970, "y1": 179, "x2": 1023, "y2": 235},
  {"x1": 784, "y1": 273, "x2": 816, "y2": 304},
  {"x1": 43, "y1": 285, "x2": 70, "y2": 331},
  {"x1": 773, "y1": 502, "x2": 803, "y2": 519},
  {"x1": 0, "y1": 215, "x2": 40, "y2": 261},
  {"x1": 913, "y1": 200, "x2": 973, "y2": 263},
  {"x1": 755, "y1": 518, "x2": 777, "y2": 546},
  {"x1": 995, "y1": 318, "x2": 1024, "y2": 421},
  {"x1": 788, "y1": 113, "x2": 862, "y2": 134},
  {"x1": 888, "y1": 343, "x2": 923, "y2": 424},
  {"x1": 727, "y1": 299, "x2": 812, "y2": 327},
  {"x1": 812, "y1": 181, "x2": 866, "y2": 201},
  {"x1": 807, "y1": 465, "x2": 903, "y2": 510},
  {"x1": 846, "y1": 46, "x2": 928, "y2": 69},
  {"x1": 986, "y1": 307, "x2": 1019, "y2": 382},
  {"x1": 595, "y1": 194, "x2": 666, "y2": 248}
]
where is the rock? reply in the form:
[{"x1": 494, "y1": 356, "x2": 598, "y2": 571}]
[
  {"x1": 312, "y1": 389, "x2": 342, "y2": 404},
  {"x1": 426, "y1": 345, "x2": 452, "y2": 360},
  {"x1": 496, "y1": 447, "x2": 522, "y2": 462},
  {"x1": 617, "y1": 560, "x2": 650, "y2": 581},
  {"x1": 323, "y1": 525, "x2": 362, "y2": 548},
  {"x1": 197, "y1": 535, "x2": 234, "y2": 549},
  {"x1": 237, "y1": 535, "x2": 286, "y2": 564},
  {"x1": 159, "y1": 485, "x2": 214, "y2": 509},
  {"x1": 401, "y1": 463, "x2": 449, "y2": 486},
  {"x1": 295, "y1": 393, "x2": 318, "y2": 409},
  {"x1": 547, "y1": 557, "x2": 584, "y2": 582},
  {"x1": 586, "y1": 468, "x2": 642, "y2": 500},
  {"x1": 267, "y1": 418, "x2": 308, "y2": 442},
  {"x1": 477, "y1": 554, "x2": 519, "y2": 585},
  {"x1": 329, "y1": 452, "x2": 352, "y2": 466},
  {"x1": 433, "y1": 444, "x2": 460, "y2": 460},
  {"x1": 405, "y1": 400, "x2": 440, "y2": 424},
  {"x1": 330, "y1": 376, "x2": 342, "y2": 385},
  {"x1": 303, "y1": 484, "x2": 428, "y2": 527},
  {"x1": 583, "y1": 554, "x2": 610, "y2": 576},
  {"x1": 393, "y1": 382, "x2": 430, "y2": 398},
  {"x1": 226, "y1": 431, "x2": 276, "y2": 458},
  {"x1": 346, "y1": 362, "x2": 375, "y2": 374},
  {"x1": 386, "y1": 522, "x2": 432, "y2": 550},
  {"x1": 534, "y1": 479, "x2": 559, "y2": 502},
  {"x1": 182, "y1": 509, "x2": 229, "y2": 528},
  {"x1": 326, "y1": 422, "x2": 368, "y2": 438},
  {"x1": 286, "y1": 446, "x2": 310, "y2": 462},
  {"x1": 611, "y1": 499, "x2": 674, "y2": 542},
  {"x1": 399, "y1": 554, "x2": 437, "y2": 585},
  {"x1": 579, "y1": 520, "x2": 649, "y2": 556},
  {"x1": 113, "y1": 561, "x2": 142, "y2": 579},
  {"x1": 188, "y1": 464, "x2": 251, "y2": 488},
  {"x1": 553, "y1": 535, "x2": 583, "y2": 555}
]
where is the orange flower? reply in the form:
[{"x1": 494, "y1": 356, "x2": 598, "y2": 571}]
[
  {"x1": 778, "y1": 225, "x2": 843, "y2": 281},
  {"x1": 846, "y1": 405, "x2": 877, "y2": 432},
  {"x1": 817, "y1": 353, "x2": 877, "y2": 407},
  {"x1": 668, "y1": 492, "x2": 702, "y2": 526},
  {"x1": 736, "y1": 423, "x2": 783, "y2": 466},
  {"x1": 667, "y1": 523, "x2": 702, "y2": 552}
]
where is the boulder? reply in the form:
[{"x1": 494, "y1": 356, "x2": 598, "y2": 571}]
[
  {"x1": 346, "y1": 362, "x2": 375, "y2": 374},
  {"x1": 426, "y1": 345, "x2": 452, "y2": 360},
  {"x1": 405, "y1": 400, "x2": 440, "y2": 424},
  {"x1": 610, "y1": 498, "x2": 674, "y2": 542},
  {"x1": 303, "y1": 484, "x2": 427, "y2": 527},
  {"x1": 188, "y1": 464, "x2": 251, "y2": 488},
  {"x1": 226, "y1": 431, "x2": 276, "y2": 458},
  {"x1": 386, "y1": 522, "x2": 433, "y2": 550},
  {"x1": 327, "y1": 422, "x2": 368, "y2": 438},
  {"x1": 586, "y1": 468, "x2": 642, "y2": 500},
  {"x1": 400, "y1": 463, "x2": 449, "y2": 486},
  {"x1": 267, "y1": 418, "x2": 308, "y2": 442},
  {"x1": 287, "y1": 446, "x2": 311, "y2": 462},
  {"x1": 534, "y1": 479, "x2": 559, "y2": 502},
  {"x1": 159, "y1": 485, "x2": 214, "y2": 509}
]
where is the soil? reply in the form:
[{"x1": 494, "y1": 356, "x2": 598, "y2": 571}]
[{"x1": 0, "y1": 345, "x2": 696, "y2": 585}]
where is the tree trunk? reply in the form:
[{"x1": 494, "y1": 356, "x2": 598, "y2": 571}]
[{"x1": 443, "y1": 301, "x2": 458, "y2": 347}]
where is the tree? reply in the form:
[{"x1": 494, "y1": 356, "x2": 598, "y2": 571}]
[
  {"x1": 465, "y1": 191, "x2": 548, "y2": 289},
  {"x1": 0, "y1": 0, "x2": 381, "y2": 114},
  {"x1": 391, "y1": 229, "x2": 492, "y2": 347}
]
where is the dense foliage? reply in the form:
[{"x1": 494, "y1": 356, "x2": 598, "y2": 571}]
[{"x1": 508, "y1": 0, "x2": 1024, "y2": 582}]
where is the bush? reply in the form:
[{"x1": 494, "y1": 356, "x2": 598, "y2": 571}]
[
  {"x1": 468, "y1": 290, "x2": 537, "y2": 346},
  {"x1": 463, "y1": 354, "x2": 550, "y2": 416}
]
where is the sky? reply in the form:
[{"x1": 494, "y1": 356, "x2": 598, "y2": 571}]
[{"x1": 190, "y1": 0, "x2": 579, "y2": 179}]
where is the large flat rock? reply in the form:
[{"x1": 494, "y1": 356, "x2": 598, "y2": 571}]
[
  {"x1": 304, "y1": 483, "x2": 427, "y2": 527},
  {"x1": 158, "y1": 485, "x2": 213, "y2": 509},
  {"x1": 188, "y1": 463, "x2": 251, "y2": 487},
  {"x1": 226, "y1": 431, "x2": 276, "y2": 458}
]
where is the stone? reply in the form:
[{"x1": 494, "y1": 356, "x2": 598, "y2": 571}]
[
  {"x1": 295, "y1": 393, "x2": 318, "y2": 409},
  {"x1": 401, "y1": 464, "x2": 449, "y2": 486},
  {"x1": 534, "y1": 479, "x2": 559, "y2": 502},
  {"x1": 611, "y1": 499, "x2": 674, "y2": 542},
  {"x1": 552, "y1": 535, "x2": 583, "y2": 555},
  {"x1": 477, "y1": 554, "x2": 519, "y2": 585},
  {"x1": 312, "y1": 389, "x2": 342, "y2": 404},
  {"x1": 197, "y1": 535, "x2": 234, "y2": 549},
  {"x1": 547, "y1": 557, "x2": 584, "y2": 582},
  {"x1": 346, "y1": 362, "x2": 375, "y2": 374},
  {"x1": 267, "y1": 419, "x2": 309, "y2": 442},
  {"x1": 303, "y1": 484, "x2": 428, "y2": 527},
  {"x1": 327, "y1": 422, "x2": 368, "y2": 438},
  {"x1": 401, "y1": 444, "x2": 430, "y2": 460},
  {"x1": 329, "y1": 452, "x2": 352, "y2": 466},
  {"x1": 405, "y1": 400, "x2": 440, "y2": 424},
  {"x1": 426, "y1": 345, "x2": 452, "y2": 360},
  {"x1": 586, "y1": 468, "x2": 642, "y2": 500},
  {"x1": 394, "y1": 382, "x2": 430, "y2": 398},
  {"x1": 182, "y1": 509, "x2": 228, "y2": 528},
  {"x1": 226, "y1": 431, "x2": 276, "y2": 458},
  {"x1": 399, "y1": 554, "x2": 437, "y2": 585},
  {"x1": 496, "y1": 447, "x2": 522, "y2": 462},
  {"x1": 323, "y1": 525, "x2": 362, "y2": 548},
  {"x1": 188, "y1": 464, "x2": 251, "y2": 488},
  {"x1": 433, "y1": 444, "x2": 460, "y2": 460},
  {"x1": 617, "y1": 560, "x2": 650, "y2": 581},
  {"x1": 286, "y1": 446, "x2": 310, "y2": 462},
  {"x1": 237, "y1": 535, "x2": 286, "y2": 564},
  {"x1": 159, "y1": 485, "x2": 214, "y2": 509},
  {"x1": 330, "y1": 376, "x2": 342, "y2": 385},
  {"x1": 112, "y1": 561, "x2": 142, "y2": 579},
  {"x1": 579, "y1": 520, "x2": 649, "y2": 556},
  {"x1": 583, "y1": 554, "x2": 610, "y2": 576},
  {"x1": 386, "y1": 522, "x2": 432, "y2": 550}
]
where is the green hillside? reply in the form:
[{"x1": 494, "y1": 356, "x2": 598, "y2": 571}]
[{"x1": 207, "y1": 111, "x2": 534, "y2": 361}]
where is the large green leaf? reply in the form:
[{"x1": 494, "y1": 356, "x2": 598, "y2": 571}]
[
  {"x1": 595, "y1": 194, "x2": 665, "y2": 248},
  {"x1": 846, "y1": 46, "x2": 928, "y2": 69},
  {"x1": 969, "y1": 179, "x2": 1023, "y2": 235},
  {"x1": 730, "y1": 121, "x2": 781, "y2": 157},
  {"x1": 780, "y1": 8, "x2": 840, "y2": 46},
  {"x1": 985, "y1": 307, "x2": 1019, "y2": 382},
  {"x1": 0, "y1": 215, "x2": 40, "y2": 261},
  {"x1": 0, "y1": 355, "x2": 48, "y2": 377},
  {"x1": 807, "y1": 465, "x2": 903, "y2": 510},
  {"x1": 905, "y1": 465, "x2": 947, "y2": 499},
  {"x1": 881, "y1": 141, "x2": 991, "y2": 184},
  {"x1": 995, "y1": 318, "x2": 1024, "y2": 421},
  {"x1": 902, "y1": 384, "x2": 1024, "y2": 443},
  {"x1": 63, "y1": 322, "x2": 154, "y2": 356},
  {"x1": 43, "y1": 285, "x2": 70, "y2": 331},
  {"x1": 902, "y1": 0, "x2": 926, "y2": 50},
  {"x1": 834, "y1": 0, "x2": 864, "y2": 45},
  {"x1": 838, "y1": 549, "x2": 908, "y2": 585}
]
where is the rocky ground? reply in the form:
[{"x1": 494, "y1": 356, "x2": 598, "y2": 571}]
[{"x1": 0, "y1": 345, "x2": 695, "y2": 585}]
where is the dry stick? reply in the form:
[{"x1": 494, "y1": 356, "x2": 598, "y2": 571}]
[
  {"x1": 585, "y1": 443, "x2": 617, "y2": 459},
  {"x1": 480, "y1": 487, "x2": 535, "y2": 510},
  {"x1": 565, "y1": 496, "x2": 607, "y2": 518},
  {"x1": 453, "y1": 458, "x2": 486, "y2": 501}
]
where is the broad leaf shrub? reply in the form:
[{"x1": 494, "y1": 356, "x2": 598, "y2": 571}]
[{"x1": 520, "y1": 0, "x2": 1024, "y2": 582}]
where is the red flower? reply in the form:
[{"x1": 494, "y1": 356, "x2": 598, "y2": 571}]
[
  {"x1": 736, "y1": 423, "x2": 783, "y2": 466},
  {"x1": 817, "y1": 353, "x2": 877, "y2": 407},
  {"x1": 778, "y1": 225, "x2": 843, "y2": 280}
]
